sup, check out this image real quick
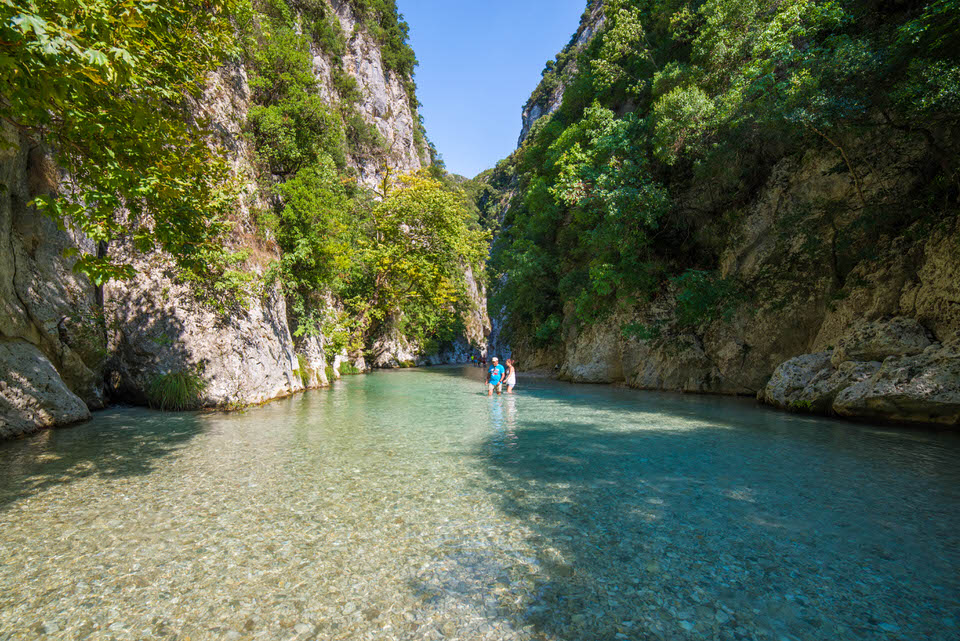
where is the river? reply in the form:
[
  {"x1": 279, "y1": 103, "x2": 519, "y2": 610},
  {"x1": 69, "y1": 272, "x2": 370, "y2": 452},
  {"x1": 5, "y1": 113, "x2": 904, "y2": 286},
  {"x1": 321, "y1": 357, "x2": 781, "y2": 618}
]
[{"x1": 1, "y1": 367, "x2": 958, "y2": 641}]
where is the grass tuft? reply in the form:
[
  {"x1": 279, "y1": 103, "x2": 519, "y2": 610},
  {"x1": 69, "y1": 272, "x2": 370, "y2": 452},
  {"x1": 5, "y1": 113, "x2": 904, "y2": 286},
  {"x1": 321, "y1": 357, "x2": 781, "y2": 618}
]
[
  {"x1": 339, "y1": 362, "x2": 362, "y2": 375},
  {"x1": 147, "y1": 370, "x2": 206, "y2": 411}
]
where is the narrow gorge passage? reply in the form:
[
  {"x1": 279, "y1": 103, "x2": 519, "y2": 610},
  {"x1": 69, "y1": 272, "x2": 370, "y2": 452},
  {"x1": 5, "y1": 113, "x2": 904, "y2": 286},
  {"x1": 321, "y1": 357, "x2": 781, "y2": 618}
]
[
  {"x1": 2, "y1": 0, "x2": 959, "y2": 639},
  {"x1": 1, "y1": 368, "x2": 958, "y2": 641}
]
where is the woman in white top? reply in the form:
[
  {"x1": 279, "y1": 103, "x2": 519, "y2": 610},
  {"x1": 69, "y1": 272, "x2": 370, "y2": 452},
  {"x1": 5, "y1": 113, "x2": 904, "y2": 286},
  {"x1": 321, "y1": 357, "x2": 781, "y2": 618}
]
[{"x1": 505, "y1": 358, "x2": 517, "y2": 393}]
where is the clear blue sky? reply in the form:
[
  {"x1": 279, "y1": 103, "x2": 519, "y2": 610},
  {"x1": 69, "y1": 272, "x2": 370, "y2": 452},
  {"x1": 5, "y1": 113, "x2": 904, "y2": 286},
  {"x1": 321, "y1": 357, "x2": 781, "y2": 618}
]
[{"x1": 396, "y1": 0, "x2": 588, "y2": 178}]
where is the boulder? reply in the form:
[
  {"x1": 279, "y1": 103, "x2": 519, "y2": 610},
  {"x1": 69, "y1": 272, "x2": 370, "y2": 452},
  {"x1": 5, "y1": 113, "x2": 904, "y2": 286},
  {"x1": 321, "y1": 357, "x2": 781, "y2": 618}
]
[
  {"x1": 760, "y1": 351, "x2": 832, "y2": 409},
  {"x1": 0, "y1": 340, "x2": 91, "y2": 438},
  {"x1": 831, "y1": 317, "x2": 933, "y2": 367},
  {"x1": 761, "y1": 352, "x2": 880, "y2": 412},
  {"x1": 833, "y1": 341, "x2": 960, "y2": 426}
]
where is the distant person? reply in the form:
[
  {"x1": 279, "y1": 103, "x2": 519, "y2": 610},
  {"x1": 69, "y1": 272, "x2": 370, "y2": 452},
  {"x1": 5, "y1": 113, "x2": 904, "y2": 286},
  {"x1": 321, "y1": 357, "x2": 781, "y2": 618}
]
[
  {"x1": 505, "y1": 358, "x2": 517, "y2": 393},
  {"x1": 486, "y1": 357, "x2": 505, "y2": 396},
  {"x1": 470, "y1": 354, "x2": 475, "y2": 366}
]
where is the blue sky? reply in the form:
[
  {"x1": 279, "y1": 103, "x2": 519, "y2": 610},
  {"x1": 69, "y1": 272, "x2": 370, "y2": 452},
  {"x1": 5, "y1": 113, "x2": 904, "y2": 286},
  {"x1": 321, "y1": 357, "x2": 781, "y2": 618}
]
[{"x1": 396, "y1": 0, "x2": 588, "y2": 178}]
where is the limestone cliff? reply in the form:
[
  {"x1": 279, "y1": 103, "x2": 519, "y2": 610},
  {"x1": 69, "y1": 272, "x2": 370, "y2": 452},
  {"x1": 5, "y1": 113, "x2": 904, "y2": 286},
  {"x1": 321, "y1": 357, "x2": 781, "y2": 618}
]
[
  {"x1": 518, "y1": 1, "x2": 606, "y2": 145},
  {"x1": 511, "y1": 129, "x2": 960, "y2": 426},
  {"x1": 0, "y1": 0, "x2": 438, "y2": 437},
  {"x1": 0, "y1": 127, "x2": 101, "y2": 438}
]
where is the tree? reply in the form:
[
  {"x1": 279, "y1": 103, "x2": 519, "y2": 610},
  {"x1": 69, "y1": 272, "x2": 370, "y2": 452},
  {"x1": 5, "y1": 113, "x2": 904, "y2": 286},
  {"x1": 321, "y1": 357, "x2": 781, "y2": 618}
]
[{"x1": 0, "y1": 0, "x2": 245, "y2": 286}]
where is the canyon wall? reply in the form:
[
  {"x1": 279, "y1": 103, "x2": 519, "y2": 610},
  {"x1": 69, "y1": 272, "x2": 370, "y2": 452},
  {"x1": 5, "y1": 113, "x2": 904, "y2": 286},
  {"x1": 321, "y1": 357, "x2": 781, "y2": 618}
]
[
  {"x1": 491, "y1": 0, "x2": 960, "y2": 427},
  {"x1": 0, "y1": 0, "x2": 479, "y2": 438}
]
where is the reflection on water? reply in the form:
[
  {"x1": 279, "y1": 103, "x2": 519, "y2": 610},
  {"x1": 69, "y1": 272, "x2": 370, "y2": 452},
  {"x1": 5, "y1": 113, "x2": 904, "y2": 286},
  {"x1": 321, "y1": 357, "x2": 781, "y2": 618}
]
[
  {"x1": 490, "y1": 394, "x2": 519, "y2": 451},
  {"x1": 0, "y1": 366, "x2": 957, "y2": 641}
]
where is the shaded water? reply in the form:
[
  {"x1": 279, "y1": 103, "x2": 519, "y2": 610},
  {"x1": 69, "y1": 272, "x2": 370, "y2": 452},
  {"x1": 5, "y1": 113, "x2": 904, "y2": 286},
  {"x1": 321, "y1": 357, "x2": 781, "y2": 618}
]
[{"x1": 1, "y1": 367, "x2": 958, "y2": 641}]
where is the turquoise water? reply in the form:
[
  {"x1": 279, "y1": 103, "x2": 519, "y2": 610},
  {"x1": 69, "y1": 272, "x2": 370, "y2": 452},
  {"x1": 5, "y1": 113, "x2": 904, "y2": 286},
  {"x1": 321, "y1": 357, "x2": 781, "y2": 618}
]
[{"x1": 0, "y1": 366, "x2": 958, "y2": 641}]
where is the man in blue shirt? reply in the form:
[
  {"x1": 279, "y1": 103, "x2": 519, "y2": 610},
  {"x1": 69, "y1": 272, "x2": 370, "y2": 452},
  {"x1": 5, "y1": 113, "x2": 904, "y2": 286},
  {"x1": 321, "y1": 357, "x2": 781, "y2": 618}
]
[{"x1": 486, "y1": 357, "x2": 505, "y2": 396}]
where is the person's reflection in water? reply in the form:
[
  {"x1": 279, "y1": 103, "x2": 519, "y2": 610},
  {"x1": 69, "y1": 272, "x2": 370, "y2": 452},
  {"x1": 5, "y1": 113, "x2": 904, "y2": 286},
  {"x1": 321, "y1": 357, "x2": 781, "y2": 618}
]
[{"x1": 491, "y1": 395, "x2": 519, "y2": 451}]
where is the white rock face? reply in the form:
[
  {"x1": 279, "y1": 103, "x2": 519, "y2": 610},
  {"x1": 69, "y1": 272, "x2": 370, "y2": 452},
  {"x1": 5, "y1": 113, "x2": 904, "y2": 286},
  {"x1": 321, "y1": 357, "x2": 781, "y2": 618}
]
[
  {"x1": 1, "y1": 125, "x2": 107, "y2": 437},
  {"x1": 104, "y1": 260, "x2": 303, "y2": 408},
  {"x1": 319, "y1": 1, "x2": 425, "y2": 188},
  {"x1": 518, "y1": 1, "x2": 606, "y2": 145}
]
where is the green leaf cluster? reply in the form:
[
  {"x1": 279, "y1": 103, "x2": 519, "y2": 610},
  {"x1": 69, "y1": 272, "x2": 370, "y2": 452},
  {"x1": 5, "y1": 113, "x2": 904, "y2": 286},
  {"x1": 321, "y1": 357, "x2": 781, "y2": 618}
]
[{"x1": 1, "y1": 0, "x2": 247, "y2": 295}]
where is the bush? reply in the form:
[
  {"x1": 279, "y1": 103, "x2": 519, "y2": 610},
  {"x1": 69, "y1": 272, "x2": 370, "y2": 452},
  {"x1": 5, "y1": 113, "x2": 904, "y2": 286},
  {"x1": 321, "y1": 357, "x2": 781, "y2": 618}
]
[
  {"x1": 147, "y1": 370, "x2": 207, "y2": 412},
  {"x1": 339, "y1": 362, "x2": 362, "y2": 375},
  {"x1": 296, "y1": 354, "x2": 313, "y2": 387}
]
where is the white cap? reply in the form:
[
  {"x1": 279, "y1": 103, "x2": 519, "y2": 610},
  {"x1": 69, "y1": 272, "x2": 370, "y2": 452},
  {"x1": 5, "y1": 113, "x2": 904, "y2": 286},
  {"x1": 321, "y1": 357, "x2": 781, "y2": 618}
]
[{"x1": 492, "y1": 357, "x2": 499, "y2": 361}]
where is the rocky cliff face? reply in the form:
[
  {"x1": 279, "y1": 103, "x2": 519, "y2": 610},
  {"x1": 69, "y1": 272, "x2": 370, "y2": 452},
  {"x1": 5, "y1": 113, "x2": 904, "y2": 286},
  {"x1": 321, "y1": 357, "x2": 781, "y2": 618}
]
[
  {"x1": 0, "y1": 127, "x2": 102, "y2": 438},
  {"x1": 507, "y1": 126, "x2": 960, "y2": 426},
  {"x1": 0, "y1": 0, "x2": 436, "y2": 437},
  {"x1": 518, "y1": 1, "x2": 605, "y2": 145},
  {"x1": 496, "y1": 2, "x2": 960, "y2": 428}
]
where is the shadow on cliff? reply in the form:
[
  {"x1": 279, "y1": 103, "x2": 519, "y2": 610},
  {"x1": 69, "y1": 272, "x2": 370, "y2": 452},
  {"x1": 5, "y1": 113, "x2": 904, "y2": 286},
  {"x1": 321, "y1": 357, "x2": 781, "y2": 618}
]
[
  {"x1": 464, "y1": 396, "x2": 960, "y2": 640},
  {"x1": 107, "y1": 277, "x2": 211, "y2": 407},
  {"x1": 0, "y1": 408, "x2": 205, "y2": 512}
]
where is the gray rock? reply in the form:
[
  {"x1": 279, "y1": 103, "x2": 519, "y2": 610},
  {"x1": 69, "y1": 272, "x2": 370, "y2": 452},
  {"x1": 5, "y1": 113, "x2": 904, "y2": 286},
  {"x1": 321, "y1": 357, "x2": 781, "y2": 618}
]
[
  {"x1": 833, "y1": 341, "x2": 960, "y2": 426},
  {"x1": 294, "y1": 622, "x2": 314, "y2": 635},
  {"x1": 760, "y1": 352, "x2": 832, "y2": 409},
  {"x1": 0, "y1": 340, "x2": 90, "y2": 438},
  {"x1": 104, "y1": 267, "x2": 303, "y2": 409},
  {"x1": 761, "y1": 353, "x2": 881, "y2": 413},
  {"x1": 831, "y1": 317, "x2": 933, "y2": 367}
]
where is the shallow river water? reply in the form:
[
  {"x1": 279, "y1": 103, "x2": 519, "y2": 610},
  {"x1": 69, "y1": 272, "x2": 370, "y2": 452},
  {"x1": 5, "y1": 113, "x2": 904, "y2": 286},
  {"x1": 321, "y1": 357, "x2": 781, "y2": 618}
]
[{"x1": 1, "y1": 367, "x2": 958, "y2": 641}]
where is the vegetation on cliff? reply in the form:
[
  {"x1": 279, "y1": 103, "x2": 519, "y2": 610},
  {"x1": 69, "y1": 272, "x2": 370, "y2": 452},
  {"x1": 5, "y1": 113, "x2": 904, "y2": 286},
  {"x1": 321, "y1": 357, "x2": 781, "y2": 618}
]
[
  {"x1": 0, "y1": 0, "x2": 245, "y2": 289},
  {"x1": 488, "y1": 0, "x2": 960, "y2": 349},
  {"x1": 2, "y1": 0, "x2": 485, "y2": 365},
  {"x1": 246, "y1": 0, "x2": 488, "y2": 353}
]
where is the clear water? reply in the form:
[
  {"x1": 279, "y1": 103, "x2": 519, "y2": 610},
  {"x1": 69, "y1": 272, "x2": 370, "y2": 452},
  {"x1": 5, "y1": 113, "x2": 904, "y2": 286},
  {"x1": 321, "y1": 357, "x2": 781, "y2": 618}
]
[{"x1": 1, "y1": 367, "x2": 958, "y2": 641}]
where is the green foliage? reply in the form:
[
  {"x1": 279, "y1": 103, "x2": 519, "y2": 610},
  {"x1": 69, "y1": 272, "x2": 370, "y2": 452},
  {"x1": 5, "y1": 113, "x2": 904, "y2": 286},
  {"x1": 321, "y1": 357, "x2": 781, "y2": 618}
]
[
  {"x1": 621, "y1": 321, "x2": 662, "y2": 341},
  {"x1": 147, "y1": 369, "x2": 207, "y2": 412},
  {"x1": 671, "y1": 269, "x2": 743, "y2": 329},
  {"x1": 246, "y1": 1, "x2": 348, "y2": 176},
  {"x1": 1, "y1": 0, "x2": 247, "y2": 290},
  {"x1": 324, "y1": 365, "x2": 336, "y2": 382},
  {"x1": 243, "y1": 0, "x2": 473, "y2": 361},
  {"x1": 348, "y1": 172, "x2": 490, "y2": 344}
]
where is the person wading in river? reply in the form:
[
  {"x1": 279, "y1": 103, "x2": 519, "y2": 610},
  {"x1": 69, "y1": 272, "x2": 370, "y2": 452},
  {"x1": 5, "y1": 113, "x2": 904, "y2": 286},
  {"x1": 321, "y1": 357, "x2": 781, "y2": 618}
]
[
  {"x1": 486, "y1": 357, "x2": 505, "y2": 396},
  {"x1": 505, "y1": 358, "x2": 517, "y2": 393}
]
